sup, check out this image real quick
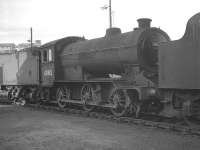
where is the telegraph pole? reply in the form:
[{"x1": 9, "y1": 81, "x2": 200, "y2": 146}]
[
  {"x1": 109, "y1": 0, "x2": 112, "y2": 28},
  {"x1": 30, "y1": 27, "x2": 33, "y2": 50},
  {"x1": 101, "y1": 0, "x2": 113, "y2": 28}
]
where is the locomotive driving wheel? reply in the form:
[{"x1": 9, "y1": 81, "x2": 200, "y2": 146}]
[
  {"x1": 109, "y1": 89, "x2": 129, "y2": 117},
  {"x1": 81, "y1": 84, "x2": 95, "y2": 112},
  {"x1": 56, "y1": 87, "x2": 70, "y2": 108}
]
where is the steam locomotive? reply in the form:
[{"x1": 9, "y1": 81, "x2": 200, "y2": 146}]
[{"x1": 1, "y1": 13, "x2": 200, "y2": 119}]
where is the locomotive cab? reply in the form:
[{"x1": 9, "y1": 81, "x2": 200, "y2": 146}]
[
  {"x1": 39, "y1": 36, "x2": 85, "y2": 86},
  {"x1": 39, "y1": 44, "x2": 55, "y2": 86}
]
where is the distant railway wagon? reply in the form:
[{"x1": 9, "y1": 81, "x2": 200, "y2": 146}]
[
  {"x1": 2, "y1": 13, "x2": 200, "y2": 120},
  {"x1": 0, "y1": 52, "x2": 18, "y2": 85},
  {"x1": 0, "y1": 49, "x2": 39, "y2": 85}
]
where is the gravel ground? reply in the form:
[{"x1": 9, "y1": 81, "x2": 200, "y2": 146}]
[{"x1": 0, "y1": 105, "x2": 200, "y2": 150}]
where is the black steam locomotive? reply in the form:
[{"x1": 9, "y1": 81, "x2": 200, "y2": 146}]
[{"x1": 1, "y1": 13, "x2": 200, "y2": 119}]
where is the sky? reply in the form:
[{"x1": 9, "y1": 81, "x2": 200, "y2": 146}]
[{"x1": 0, "y1": 0, "x2": 200, "y2": 44}]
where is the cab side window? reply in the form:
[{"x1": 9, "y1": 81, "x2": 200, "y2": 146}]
[
  {"x1": 48, "y1": 49, "x2": 53, "y2": 62},
  {"x1": 42, "y1": 49, "x2": 53, "y2": 63},
  {"x1": 43, "y1": 50, "x2": 48, "y2": 63}
]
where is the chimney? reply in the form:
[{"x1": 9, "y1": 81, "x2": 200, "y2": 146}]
[{"x1": 137, "y1": 18, "x2": 152, "y2": 29}]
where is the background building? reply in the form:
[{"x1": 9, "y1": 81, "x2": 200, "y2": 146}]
[
  {"x1": 0, "y1": 43, "x2": 16, "y2": 52},
  {"x1": 17, "y1": 40, "x2": 42, "y2": 50},
  {"x1": 0, "y1": 40, "x2": 42, "y2": 52}
]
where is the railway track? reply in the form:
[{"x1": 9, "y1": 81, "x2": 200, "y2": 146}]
[{"x1": 24, "y1": 103, "x2": 200, "y2": 137}]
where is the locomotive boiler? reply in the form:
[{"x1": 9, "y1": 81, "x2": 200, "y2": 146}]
[{"x1": 60, "y1": 19, "x2": 170, "y2": 84}]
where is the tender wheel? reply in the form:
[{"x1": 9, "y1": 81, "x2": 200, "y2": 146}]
[
  {"x1": 32, "y1": 88, "x2": 42, "y2": 104},
  {"x1": 109, "y1": 89, "x2": 129, "y2": 117},
  {"x1": 18, "y1": 88, "x2": 28, "y2": 105},
  {"x1": 18, "y1": 97, "x2": 26, "y2": 106},
  {"x1": 40, "y1": 88, "x2": 50, "y2": 102},
  {"x1": 8, "y1": 87, "x2": 14, "y2": 101},
  {"x1": 56, "y1": 87, "x2": 70, "y2": 108},
  {"x1": 81, "y1": 84, "x2": 95, "y2": 112}
]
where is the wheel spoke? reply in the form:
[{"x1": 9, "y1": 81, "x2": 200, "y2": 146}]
[
  {"x1": 81, "y1": 84, "x2": 95, "y2": 112},
  {"x1": 110, "y1": 89, "x2": 128, "y2": 117},
  {"x1": 57, "y1": 87, "x2": 70, "y2": 108}
]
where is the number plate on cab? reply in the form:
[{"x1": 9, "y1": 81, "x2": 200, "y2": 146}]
[{"x1": 44, "y1": 69, "x2": 53, "y2": 76}]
